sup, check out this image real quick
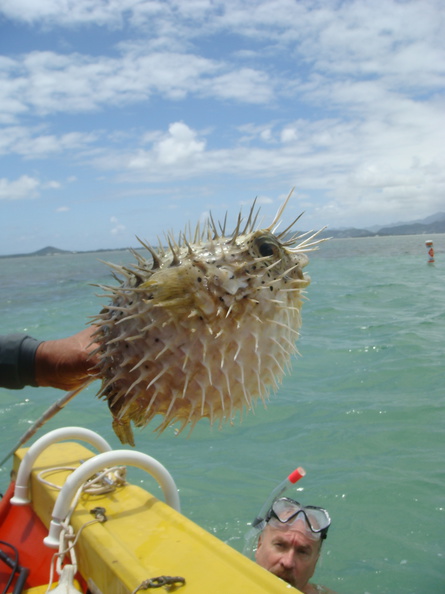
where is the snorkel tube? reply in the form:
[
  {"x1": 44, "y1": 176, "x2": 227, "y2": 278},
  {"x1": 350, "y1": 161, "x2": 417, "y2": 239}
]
[
  {"x1": 252, "y1": 467, "x2": 306, "y2": 529},
  {"x1": 243, "y1": 466, "x2": 306, "y2": 556}
]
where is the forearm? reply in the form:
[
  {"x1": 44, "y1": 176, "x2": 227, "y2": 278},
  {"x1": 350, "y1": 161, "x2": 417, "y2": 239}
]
[{"x1": 0, "y1": 328, "x2": 98, "y2": 391}]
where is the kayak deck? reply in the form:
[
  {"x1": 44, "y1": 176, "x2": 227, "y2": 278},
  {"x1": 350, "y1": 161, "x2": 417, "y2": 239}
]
[{"x1": 1, "y1": 434, "x2": 296, "y2": 593}]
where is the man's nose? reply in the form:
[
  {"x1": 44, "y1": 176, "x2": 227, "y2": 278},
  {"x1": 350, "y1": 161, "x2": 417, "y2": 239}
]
[{"x1": 279, "y1": 549, "x2": 295, "y2": 569}]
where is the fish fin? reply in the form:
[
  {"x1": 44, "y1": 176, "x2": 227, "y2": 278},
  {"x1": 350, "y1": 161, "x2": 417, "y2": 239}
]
[{"x1": 112, "y1": 418, "x2": 135, "y2": 447}]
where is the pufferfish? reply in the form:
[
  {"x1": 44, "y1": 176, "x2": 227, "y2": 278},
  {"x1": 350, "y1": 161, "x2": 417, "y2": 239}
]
[{"x1": 91, "y1": 192, "x2": 320, "y2": 446}]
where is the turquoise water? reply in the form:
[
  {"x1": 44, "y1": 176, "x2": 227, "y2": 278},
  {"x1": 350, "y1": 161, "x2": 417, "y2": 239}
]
[{"x1": 0, "y1": 235, "x2": 444, "y2": 593}]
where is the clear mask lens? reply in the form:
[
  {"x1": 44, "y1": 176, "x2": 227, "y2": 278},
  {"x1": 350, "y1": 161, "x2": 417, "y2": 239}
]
[{"x1": 268, "y1": 498, "x2": 331, "y2": 536}]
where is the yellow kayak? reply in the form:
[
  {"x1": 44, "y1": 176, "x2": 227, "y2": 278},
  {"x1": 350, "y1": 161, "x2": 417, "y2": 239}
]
[{"x1": 0, "y1": 427, "x2": 296, "y2": 593}]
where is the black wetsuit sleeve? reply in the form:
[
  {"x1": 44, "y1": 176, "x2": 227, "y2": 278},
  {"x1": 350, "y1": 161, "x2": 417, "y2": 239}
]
[{"x1": 0, "y1": 334, "x2": 43, "y2": 389}]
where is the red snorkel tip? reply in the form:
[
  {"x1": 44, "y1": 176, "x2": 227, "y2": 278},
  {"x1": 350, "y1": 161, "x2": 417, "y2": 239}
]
[
  {"x1": 249, "y1": 466, "x2": 307, "y2": 533},
  {"x1": 288, "y1": 467, "x2": 306, "y2": 484}
]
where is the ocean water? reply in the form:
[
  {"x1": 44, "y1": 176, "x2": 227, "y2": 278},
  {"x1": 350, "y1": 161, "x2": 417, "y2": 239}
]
[{"x1": 0, "y1": 235, "x2": 444, "y2": 594}]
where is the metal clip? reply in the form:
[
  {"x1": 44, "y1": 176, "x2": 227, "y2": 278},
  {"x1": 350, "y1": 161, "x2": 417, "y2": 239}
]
[{"x1": 89, "y1": 506, "x2": 107, "y2": 522}]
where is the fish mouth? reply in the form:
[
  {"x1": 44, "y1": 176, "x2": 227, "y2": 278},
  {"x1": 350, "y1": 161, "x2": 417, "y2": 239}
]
[
  {"x1": 296, "y1": 272, "x2": 311, "y2": 288},
  {"x1": 290, "y1": 256, "x2": 311, "y2": 288},
  {"x1": 296, "y1": 266, "x2": 306, "y2": 280},
  {"x1": 292, "y1": 253, "x2": 310, "y2": 286}
]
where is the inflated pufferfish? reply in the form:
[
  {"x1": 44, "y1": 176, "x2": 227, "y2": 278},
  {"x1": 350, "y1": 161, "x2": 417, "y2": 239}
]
[{"x1": 92, "y1": 192, "x2": 319, "y2": 446}]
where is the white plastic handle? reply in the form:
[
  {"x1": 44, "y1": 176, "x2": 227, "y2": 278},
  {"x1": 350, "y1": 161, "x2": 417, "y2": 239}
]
[
  {"x1": 11, "y1": 427, "x2": 112, "y2": 506},
  {"x1": 44, "y1": 449, "x2": 180, "y2": 548}
]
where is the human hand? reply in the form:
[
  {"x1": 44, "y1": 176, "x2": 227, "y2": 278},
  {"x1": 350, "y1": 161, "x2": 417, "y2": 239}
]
[{"x1": 35, "y1": 327, "x2": 99, "y2": 391}]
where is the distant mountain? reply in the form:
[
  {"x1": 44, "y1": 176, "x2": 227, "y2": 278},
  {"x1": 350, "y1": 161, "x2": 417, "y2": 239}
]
[
  {"x1": 375, "y1": 212, "x2": 445, "y2": 236},
  {"x1": 1, "y1": 213, "x2": 444, "y2": 258},
  {"x1": 417, "y1": 212, "x2": 445, "y2": 225},
  {"x1": 32, "y1": 246, "x2": 73, "y2": 256},
  {"x1": 0, "y1": 245, "x2": 131, "y2": 259},
  {"x1": 317, "y1": 227, "x2": 375, "y2": 239},
  {"x1": 317, "y1": 212, "x2": 445, "y2": 239},
  {"x1": 376, "y1": 219, "x2": 445, "y2": 236},
  {"x1": 0, "y1": 246, "x2": 74, "y2": 259}
]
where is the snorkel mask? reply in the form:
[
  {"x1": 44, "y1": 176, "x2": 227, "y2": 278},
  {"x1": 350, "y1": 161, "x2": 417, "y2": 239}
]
[
  {"x1": 243, "y1": 466, "x2": 331, "y2": 556},
  {"x1": 266, "y1": 497, "x2": 331, "y2": 540}
]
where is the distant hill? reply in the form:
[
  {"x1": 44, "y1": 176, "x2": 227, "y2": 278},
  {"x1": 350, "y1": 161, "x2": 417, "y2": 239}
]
[
  {"x1": 0, "y1": 246, "x2": 74, "y2": 259},
  {"x1": 0, "y1": 246, "x2": 130, "y2": 259},
  {"x1": 317, "y1": 212, "x2": 445, "y2": 239},
  {"x1": 1, "y1": 212, "x2": 444, "y2": 258},
  {"x1": 32, "y1": 246, "x2": 73, "y2": 256},
  {"x1": 375, "y1": 217, "x2": 445, "y2": 236},
  {"x1": 317, "y1": 227, "x2": 375, "y2": 239}
]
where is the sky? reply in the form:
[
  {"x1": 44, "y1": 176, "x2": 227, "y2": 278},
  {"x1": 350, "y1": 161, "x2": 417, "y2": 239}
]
[{"x1": 1, "y1": 0, "x2": 444, "y2": 255}]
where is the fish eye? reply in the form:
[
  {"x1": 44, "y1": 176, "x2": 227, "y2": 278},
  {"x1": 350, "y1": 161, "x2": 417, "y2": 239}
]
[{"x1": 256, "y1": 237, "x2": 279, "y2": 258}]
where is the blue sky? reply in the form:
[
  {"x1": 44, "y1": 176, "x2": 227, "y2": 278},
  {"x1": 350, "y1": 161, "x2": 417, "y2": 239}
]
[{"x1": 1, "y1": 0, "x2": 444, "y2": 255}]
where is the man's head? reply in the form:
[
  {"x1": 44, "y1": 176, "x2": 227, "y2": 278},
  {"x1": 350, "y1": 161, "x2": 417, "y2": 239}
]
[{"x1": 255, "y1": 497, "x2": 330, "y2": 590}]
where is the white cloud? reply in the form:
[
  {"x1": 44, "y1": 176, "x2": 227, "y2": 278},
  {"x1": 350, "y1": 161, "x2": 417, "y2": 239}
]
[
  {"x1": 154, "y1": 122, "x2": 206, "y2": 165},
  {"x1": 0, "y1": 174, "x2": 61, "y2": 201},
  {"x1": 0, "y1": 0, "x2": 444, "y2": 239},
  {"x1": 43, "y1": 180, "x2": 61, "y2": 189},
  {"x1": 1, "y1": 2, "x2": 442, "y2": 126},
  {"x1": 0, "y1": 47, "x2": 274, "y2": 124},
  {"x1": 102, "y1": 122, "x2": 208, "y2": 174},
  {"x1": 0, "y1": 0, "x2": 129, "y2": 26},
  {"x1": 87, "y1": 105, "x2": 444, "y2": 229},
  {"x1": 110, "y1": 215, "x2": 126, "y2": 235},
  {"x1": 280, "y1": 126, "x2": 298, "y2": 143},
  {"x1": 202, "y1": 68, "x2": 274, "y2": 104},
  {"x1": 0, "y1": 126, "x2": 98, "y2": 158},
  {"x1": 0, "y1": 175, "x2": 40, "y2": 200}
]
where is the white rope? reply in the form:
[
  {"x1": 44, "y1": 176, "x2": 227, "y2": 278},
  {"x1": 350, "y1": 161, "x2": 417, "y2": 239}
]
[
  {"x1": 41, "y1": 464, "x2": 127, "y2": 592},
  {"x1": 37, "y1": 465, "x2": 127, "y2": 495},
  {"x1": 37, "y1": 467, "x2": 77, "y2": 490}
]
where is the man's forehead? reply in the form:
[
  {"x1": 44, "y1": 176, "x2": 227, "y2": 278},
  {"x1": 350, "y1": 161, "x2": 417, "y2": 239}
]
[{"x1": 265, "y1": 520, "x2": 320, "y2": 544}]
